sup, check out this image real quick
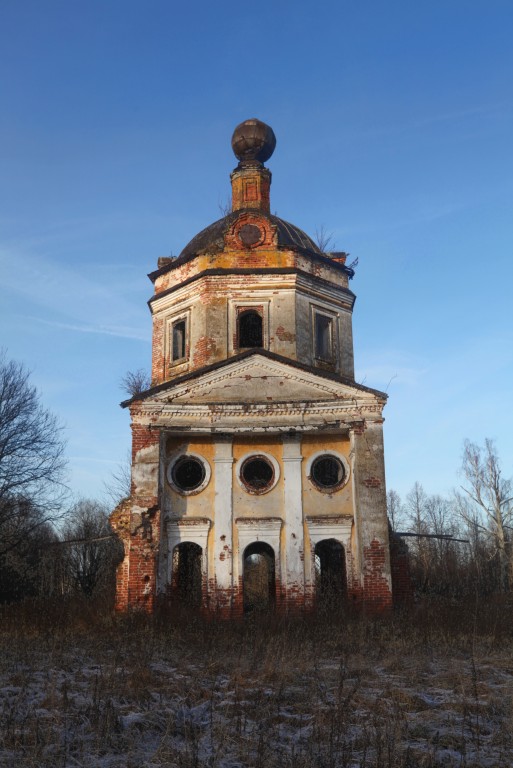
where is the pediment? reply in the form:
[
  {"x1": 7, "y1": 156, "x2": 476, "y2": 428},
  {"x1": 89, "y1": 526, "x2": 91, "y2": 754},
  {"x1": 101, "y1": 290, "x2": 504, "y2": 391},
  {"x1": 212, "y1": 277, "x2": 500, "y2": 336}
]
[{"x1": 149, "y1": 355, "x2": 382, "y2": 406}]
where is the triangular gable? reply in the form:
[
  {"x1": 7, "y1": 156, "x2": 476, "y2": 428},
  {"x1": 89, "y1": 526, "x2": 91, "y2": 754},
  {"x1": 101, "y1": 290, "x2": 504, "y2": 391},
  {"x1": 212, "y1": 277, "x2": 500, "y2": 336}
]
[{"x1": 147, "y1": 354, "x2": 384, "y2": 406}]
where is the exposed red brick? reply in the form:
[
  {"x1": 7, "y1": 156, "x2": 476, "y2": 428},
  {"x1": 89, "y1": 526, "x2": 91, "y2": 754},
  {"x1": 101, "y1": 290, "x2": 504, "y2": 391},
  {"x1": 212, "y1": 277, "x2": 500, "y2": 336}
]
[
  {"x1": 363, "y1": 476, "x2": 382, "y2": 489},
  {"x1": 192, "y1": 335, "x2": 217, "y2": 368}
]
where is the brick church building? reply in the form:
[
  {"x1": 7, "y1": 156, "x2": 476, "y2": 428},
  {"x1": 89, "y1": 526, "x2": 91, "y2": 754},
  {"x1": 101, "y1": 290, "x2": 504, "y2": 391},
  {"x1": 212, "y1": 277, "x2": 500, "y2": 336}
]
[{"x1": 110, "y1": 118, "x2": 397, "y2": 614}]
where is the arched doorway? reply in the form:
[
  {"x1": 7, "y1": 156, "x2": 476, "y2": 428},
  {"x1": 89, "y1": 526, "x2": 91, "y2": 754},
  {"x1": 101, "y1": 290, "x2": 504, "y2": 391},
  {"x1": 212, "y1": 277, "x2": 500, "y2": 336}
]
[
  {"x1": 315, "y1": 539, "x2": 347, "y2": 607},
  {"x1": 172, "y1": 542, "x2": 202, "y2": 606},
  {"x1": 243, "y1": 542, "x2": 275, "y2": 612}
]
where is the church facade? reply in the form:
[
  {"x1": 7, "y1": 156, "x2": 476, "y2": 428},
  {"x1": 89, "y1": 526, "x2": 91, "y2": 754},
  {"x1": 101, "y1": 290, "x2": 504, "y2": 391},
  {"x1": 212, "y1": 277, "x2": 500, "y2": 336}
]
[{"x1": 110, "y1": 119, "x2": 395, "y2": 615}]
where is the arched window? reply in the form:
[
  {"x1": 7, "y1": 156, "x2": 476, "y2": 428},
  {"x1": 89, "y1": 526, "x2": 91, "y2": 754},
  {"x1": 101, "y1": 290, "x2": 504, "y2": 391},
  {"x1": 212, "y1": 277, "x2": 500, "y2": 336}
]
[
  {"x1": 315, "y1": 539, "x2": 347, "y2": 608},
  {"x1": 243, "y1": 542, "x2": 275, "y2": 612},
  {"x1": 172, "y1": 542, "x2": 202, "y2": 606},
  {"x1": 238, "y1": 310, "x2": 263, "y2": 348}
]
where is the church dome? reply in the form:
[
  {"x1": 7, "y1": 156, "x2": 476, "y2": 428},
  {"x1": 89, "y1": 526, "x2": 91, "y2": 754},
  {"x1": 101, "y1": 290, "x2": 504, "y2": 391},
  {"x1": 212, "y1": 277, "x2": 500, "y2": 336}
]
[
  {"x1": 178, "y1": 210, "x2": 323, "y2": 261},
  {"x1": 175, "y1": 119, "x2": 327, "y2": 261}
]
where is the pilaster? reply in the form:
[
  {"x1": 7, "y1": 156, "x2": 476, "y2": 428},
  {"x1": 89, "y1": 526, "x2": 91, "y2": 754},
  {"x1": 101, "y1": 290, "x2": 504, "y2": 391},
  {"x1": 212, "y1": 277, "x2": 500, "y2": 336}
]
[
  {"x1": 282, "y1": 434, "x2": 304, "y2": 609},
  {"x1": 213, "y1": 437, "x2": 234, "y2": 614},
  {"x1": 351, "y1": 422, "x2": 392, "y2": 611}
]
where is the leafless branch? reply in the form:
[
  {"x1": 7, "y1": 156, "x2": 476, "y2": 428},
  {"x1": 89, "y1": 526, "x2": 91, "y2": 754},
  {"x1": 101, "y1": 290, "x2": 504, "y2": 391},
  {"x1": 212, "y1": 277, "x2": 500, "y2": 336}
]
[
  {"x1": 314, "y1": 225, "x2": 335, "y2": 253},
  {"x1": 120, "y1": 369, "x2": 151, "y2": 397}
]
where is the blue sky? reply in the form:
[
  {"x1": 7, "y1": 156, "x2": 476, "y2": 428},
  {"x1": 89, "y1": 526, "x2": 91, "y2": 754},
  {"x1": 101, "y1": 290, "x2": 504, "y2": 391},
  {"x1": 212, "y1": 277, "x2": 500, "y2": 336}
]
[{"x1": 1, "y1": 0, "x2": 512, "y2": 503}]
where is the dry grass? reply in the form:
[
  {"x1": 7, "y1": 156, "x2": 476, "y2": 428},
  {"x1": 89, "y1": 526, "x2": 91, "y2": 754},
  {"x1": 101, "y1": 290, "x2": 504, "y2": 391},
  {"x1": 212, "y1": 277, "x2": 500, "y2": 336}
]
[{"x1": 0, "y1": 597, "x2": 512, "y2": 767}]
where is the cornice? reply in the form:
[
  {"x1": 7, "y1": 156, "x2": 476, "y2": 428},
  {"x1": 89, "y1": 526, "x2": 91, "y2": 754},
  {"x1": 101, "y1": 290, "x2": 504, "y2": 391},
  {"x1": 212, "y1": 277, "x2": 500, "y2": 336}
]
[
  {"x1": 131, "y1": 399, "x2": 385, "y2": 432},
  {"x1": 148, "y1": 267, "x2": 354, "y2": 311}
]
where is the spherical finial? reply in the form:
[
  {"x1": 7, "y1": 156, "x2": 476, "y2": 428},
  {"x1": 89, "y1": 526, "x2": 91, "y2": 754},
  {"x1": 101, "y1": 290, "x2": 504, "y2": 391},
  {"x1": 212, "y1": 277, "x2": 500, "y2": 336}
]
[{"x1": 231, "y1": 118, "x2": 276, "y2": 165}]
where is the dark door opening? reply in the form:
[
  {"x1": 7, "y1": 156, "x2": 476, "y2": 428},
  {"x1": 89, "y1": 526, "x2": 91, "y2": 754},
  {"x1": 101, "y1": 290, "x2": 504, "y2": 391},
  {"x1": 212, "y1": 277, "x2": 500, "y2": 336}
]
[
  {"x1": 315, "y1": 539, "x2": 346, "y2": 607},
  {"x1": 172, "y1": 542, "x2": 202, "y2": 606},
  {"x1": 243, "y1": 542, "x2": 275, "y2": 612}
]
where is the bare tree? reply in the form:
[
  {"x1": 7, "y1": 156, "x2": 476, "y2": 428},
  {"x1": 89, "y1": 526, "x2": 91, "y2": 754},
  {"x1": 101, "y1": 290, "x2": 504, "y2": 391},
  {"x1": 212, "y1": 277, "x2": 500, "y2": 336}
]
[
  {"x1": 120, "y1": 368, "x2": 151, "y2": 397},
  {"x1": 387, "y1": 489, "x2": 405, "y2": 531},
  {"x1": 424, "y1": 494, "x2": 461, "y2": 594},
  {"x1": 0, "y1": 351, "x2": 67, "y2": 556},
  {"x1": 62, "y1": 499, "x2": 122, "y2": 597},
  {"x1": 0, "y1": 501, "x2": 59, "y2": 602},
  {"x1": 405, "y1": 482, "x2": 428, "y2": 536},
  {"x1": 218, "y1": 197, "x2": 232, "y2": 217},
  {"x1": 103, "y1": 450, "x2": 131, "y2": 506},
  {"x1": 314, "y1": 225, "x2": 335, "y2": 253},
  {"x1": 456, "y1": 439, "x2": 512, "y2": 592},
  {"x1": 401, "y1": 484, "x2": 464, "y2": 596},
  {"x1": 404, "y1": 482, "x2": 431, "y2": 590}
]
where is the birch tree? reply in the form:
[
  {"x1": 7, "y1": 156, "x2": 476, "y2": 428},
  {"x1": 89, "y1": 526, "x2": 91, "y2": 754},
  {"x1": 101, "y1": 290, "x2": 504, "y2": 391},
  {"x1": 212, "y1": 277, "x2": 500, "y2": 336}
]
[{"x1": 457, "y1": 439, "x2": 512, "y2": 592}]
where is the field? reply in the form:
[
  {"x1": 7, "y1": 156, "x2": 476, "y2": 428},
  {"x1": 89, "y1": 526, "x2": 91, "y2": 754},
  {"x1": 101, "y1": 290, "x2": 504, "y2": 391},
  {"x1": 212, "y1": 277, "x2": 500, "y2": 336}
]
[{"x1": 1, "y1": 599, "x2": 512, "y2": 767}]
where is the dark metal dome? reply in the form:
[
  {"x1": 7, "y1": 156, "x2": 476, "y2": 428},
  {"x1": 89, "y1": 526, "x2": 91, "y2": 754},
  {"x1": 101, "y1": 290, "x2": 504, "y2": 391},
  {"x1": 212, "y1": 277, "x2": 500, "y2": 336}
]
[{"x1": 177, "y1": 211, "x2": 323, "y2": 261}]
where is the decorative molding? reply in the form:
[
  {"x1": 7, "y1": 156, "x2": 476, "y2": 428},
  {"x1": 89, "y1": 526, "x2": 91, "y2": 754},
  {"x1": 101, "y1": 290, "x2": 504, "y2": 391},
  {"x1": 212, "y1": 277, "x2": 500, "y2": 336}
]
[
  {"x1": 235, "y1": 518, "x2": 283, "y2": 590},
  {"x1": 166, "y1": 517, "x2": 211, "y2": 545},
  {"x1": 236, "y1": 517, "x2": 282, "y2": 547},
  {"x1": 150, "y1": 273, "x2": 355, "y2": 331},
  {"x1": 228, "y1": 299, "x2": 270, "y2": 356},
  {"x1": 305, "y1": 515, "x2": 353, "y2": 547},
  {"x1": 136, "y1": 401, "x2": 384, "y2": 420},
  {"x1": 225, "y1": 212, "x2": 277, "y2": 250},
  {"x1": 166, "y1": 518, "x2": 212, "y2": 602}
]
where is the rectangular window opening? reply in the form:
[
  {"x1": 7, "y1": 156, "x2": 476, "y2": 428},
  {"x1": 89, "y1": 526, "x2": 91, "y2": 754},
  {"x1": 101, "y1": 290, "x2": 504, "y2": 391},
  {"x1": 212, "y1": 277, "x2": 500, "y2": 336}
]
[
  {"x1": 238, "y1": 309, "x2": 263, "y2": 348},
  {"x1": 314, "y1": 313, "x2": 334, "y2": 362},
  {"x1": 172, "y1": 319, "x2": 187, "y2": 362}
]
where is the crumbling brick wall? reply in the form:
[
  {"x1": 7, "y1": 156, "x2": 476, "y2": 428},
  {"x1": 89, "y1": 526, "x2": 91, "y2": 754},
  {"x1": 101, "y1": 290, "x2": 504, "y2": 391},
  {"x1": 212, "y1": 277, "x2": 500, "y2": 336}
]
[{"x1": 110, "y1": 416, "x2": 161, "y2": 611}]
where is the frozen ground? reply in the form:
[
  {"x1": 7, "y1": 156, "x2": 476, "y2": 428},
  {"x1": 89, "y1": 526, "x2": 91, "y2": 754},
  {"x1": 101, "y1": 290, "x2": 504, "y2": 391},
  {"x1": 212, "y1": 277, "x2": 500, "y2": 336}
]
[{"x1": 1, "y1": 610, "x2": 512, "y2": 767}]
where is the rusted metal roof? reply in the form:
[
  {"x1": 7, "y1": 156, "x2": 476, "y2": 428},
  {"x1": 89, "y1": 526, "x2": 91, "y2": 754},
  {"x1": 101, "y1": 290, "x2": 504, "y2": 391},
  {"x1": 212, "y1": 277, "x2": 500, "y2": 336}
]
[
  {"x1": 149, "y1": 211, "x2": 355, "y2": 282},
  {"x1": 179, "y1": 211, "x2": 322, "y2": 259}
]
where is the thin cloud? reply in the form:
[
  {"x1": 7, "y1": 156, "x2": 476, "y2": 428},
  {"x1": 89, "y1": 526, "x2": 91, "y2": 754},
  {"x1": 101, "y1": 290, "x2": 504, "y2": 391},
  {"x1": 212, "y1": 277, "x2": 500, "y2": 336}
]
[
  {"x1": 407, "y1": 102, "x2": 508, "y2": 130},
  {"x1": 333, "y1": 199, "x2": 469, "y2": 238},
  {"x1": 24, "y1": 316, "x2": 150, "y2": 342},
  {"x1": 0, "y1": 243, "x2": 147, "y2": 331},
  {"x1": 358, "y1": 102, "x2": 507, "y2": 140}
]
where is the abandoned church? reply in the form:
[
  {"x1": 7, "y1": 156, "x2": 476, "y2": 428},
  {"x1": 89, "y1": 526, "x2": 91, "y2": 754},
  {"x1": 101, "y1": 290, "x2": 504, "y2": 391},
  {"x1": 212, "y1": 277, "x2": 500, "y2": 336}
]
[{"x1": 111, "y1": 118, "x2": 406, "y2": 615}]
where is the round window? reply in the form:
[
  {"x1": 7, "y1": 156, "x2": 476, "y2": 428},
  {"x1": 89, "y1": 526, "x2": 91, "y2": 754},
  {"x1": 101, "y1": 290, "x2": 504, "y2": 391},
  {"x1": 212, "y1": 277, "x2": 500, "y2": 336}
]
[
  {"x1": 171, "y1": 456, "x2": 206, "y2": 492},
  {"x1": 240, "y1": 455, "x2": 275, "y2": 493},
  {"x1": 238, "y1": 223, "x2": 263, "y2": 247},
  {"x1": 311, "y1": 455, "x2": 345, "y2": 491}
]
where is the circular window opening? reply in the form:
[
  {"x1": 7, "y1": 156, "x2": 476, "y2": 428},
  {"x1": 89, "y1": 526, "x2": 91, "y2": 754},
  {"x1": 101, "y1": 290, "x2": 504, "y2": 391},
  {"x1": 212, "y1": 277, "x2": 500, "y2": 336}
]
[
  {"x1": 311, "y1": 455, "x2": 345, "y2": 491},
  {"x1": 238, "y1": 223, "x2": 262, "y2": 247},
  {"x1": 240, "y1": 456, "x2": 274, "y2": 493},
  {"x1": 171, "y1": 456, "x2": 206, "y2": 492}
]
